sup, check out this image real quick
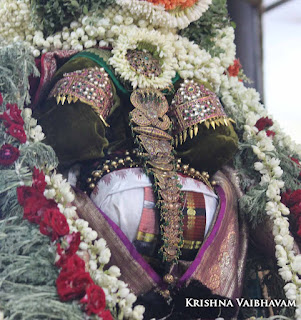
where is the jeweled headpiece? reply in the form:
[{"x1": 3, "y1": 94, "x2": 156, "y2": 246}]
[
  {"x1": 48, "y1": 67, "x2": 114, "y2": 127},
  {"x1": 170, "y1": 80, "x2": 234, "y2": 145}
]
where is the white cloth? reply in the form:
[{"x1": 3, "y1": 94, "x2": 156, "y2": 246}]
[{"x1": 90, "y1": 168, "x2": 218, "y2": 242}]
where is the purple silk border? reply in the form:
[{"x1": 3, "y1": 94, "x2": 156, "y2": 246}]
[
  {"x1": 97, "y1": 206, "x2": 162, "y2": 285},
  {"x1": 178, "y1": 185, "x2": 226, "y2": 285},
  {"x1": 96, "y1": 185, "x2": 226, "y2": 287}
]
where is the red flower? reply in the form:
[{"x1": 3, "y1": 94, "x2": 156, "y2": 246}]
[
  {"x1": 266, "y1": 130, "x2": 275, "y2": 137},
  {"x1": 291, "y1": 157, "x2": 301, "y2": 167},
  {"x1": 65, "y1": 232, "x2": 81, "y2": 255},
  {"x1": 290, "y1": 202, "x2": 301, "y2": 216},
  {"x1": 40, "y1": 207, "x2": 70, "y2": 241},
  {"x1": 227, "y1": 59, "x2": 241, "y2": 77},
  {"x1": 0, "y1": 143, "x2": 20, "y2": 166},
  {"x1": 32, "y1": 167, "x2": 47, "y2": 193},
  {"x1": 80, "y1": 284, "x2": 106, "y2": 315},
  {"x1": 0, "y1": 103, "x2": 24, "y2": 126},
  {"x1": 281, "y1": 189, "x2": 301, "y2": 213},
  {"x1": 55, "y1": 232, "x2": 81, "y2": 268},
  {"x1": 56, "y1": 269, "x2": 93, "y2": 301},
  {"x1": 297, "y1": 217, "x2": 301, "y2": 237},
  {"x1": 60, "y1": 254, "x2": 86, "y2": 273},
  {"x1": 98, "y1": 309, "x2": 113, "y2": 320},
  {"x1": 7, "y1": 123, "x2": 27, "y2": 144},
  {"x1": 0, "y1": 92, "x2": 3, "y2": 105},
  {"x1": 23, "y1": 192, "x2": 57, "y2": 224},
  {"x1": 255, "y1": 117, "x2": 273, "y2": 131}
]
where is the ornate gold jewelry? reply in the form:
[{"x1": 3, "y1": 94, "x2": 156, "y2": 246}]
[{"x1": 48, "y1": 67, "x2": 114, "y2": 127}]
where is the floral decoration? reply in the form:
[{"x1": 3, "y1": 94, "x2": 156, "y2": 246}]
[
  {"x1": 227, "y1": 58, "x2": 241, "y2": 77},
  {"x1": 17, "y1": 164, "x2": 144, "y2": 319},
  {"x1": 0, "y1": 0, "x2": 301, "y2": 318},
  {"x1": 0, "y1": 143, "x2": 20, "y2": 166},
  {"x1": 109, "y1": 26, "x2": 176, "y2": 89},
  {"x1": 219, "y1": 71, "x2": 301, "y2": 320},
  {"x1": 115, "y1": 0, "x2": 212, "y2": 29}
]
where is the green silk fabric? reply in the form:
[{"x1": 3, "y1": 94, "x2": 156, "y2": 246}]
[
  {"x1": 34, "y1": 56, "x2": 111, "y2": 167},
  {"x1": 175, "y1": 122, "x2": 238, "y2": 174}
]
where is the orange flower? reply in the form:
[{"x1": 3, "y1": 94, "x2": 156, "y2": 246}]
[{"x1": 146, "y1": 0, "x2": 198, "y2": 10}]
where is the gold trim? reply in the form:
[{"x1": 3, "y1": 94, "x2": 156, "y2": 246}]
[{"x1": 136, "y1": 231, "x2": 158, "y2": 242}]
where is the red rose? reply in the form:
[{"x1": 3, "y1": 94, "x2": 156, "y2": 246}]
[
  {"x1": 65, "y1": 232, "x2": 81, "y2": 255},
  {"x1": 32, "y1": 167, "x2": 47, "y2": 193},
  {"x1": 80, "y1": 284, "x2": 106, "y2": 315},
  {"x1": 40, "y1": 207, "x2": 69, "y2": 241},
  {"x1": 255, "y1": 117, "x2": 273, "y2": 131},
  {"x1": 60, "y1": 254, "x2": 86, "y2": 273},
  {"x1": 266, "y1": 130, "x2": 275, "y2": 137},
  {"x1": 98, "y1": 309, "x2": 113, "y2": 320},
  {"x1": 290, "y1": 202, "x2": 301, "y2": 216},
  {"x1": 23, "y1": 193, "x2": 57, "y2": 224},
  {"x1": 0, "y1": 92, "x2": 3, "y2": 105},
  {"x1": 0, "y1": 143, "x2": 20, "y2": 166},
  {"x1": 228, "y1": 59, "x2": 241, "y2": 77},
  {"x1": 7, "y1": 123, "x2": 27, "y2": 144},
  {"x1": 288, "y1": 190, "x2": 301, "y2": 206},
  {"x1": 56, "y1": 269, "x2": 93, "y2": 301},
  {"x1": 0, "y1": 103, "x2": 24, "y2": 126},
  {"x1": 291, "y1": 157, "x2": 301, "y2": 166},
  {"x1": 55, "y1": 233, "x2": 81, "y2": 268}
]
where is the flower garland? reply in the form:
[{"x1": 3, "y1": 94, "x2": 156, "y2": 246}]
[
  {"x1": 1, "y1": 1, "x2": 301, "y2": 317},
  {"x1": 219, "y1": 73, "x2": 301, "y2": 320},
  {"x1": 0, "y1": 94, "x2": 144, "y2": 320},
  {"x1": 0, "y1": 0, "x2": 234, "y2": 92},
  {"x1": 115, "y1": 0, "x2": 212, "y2": 29},
  {"x1": 109, "y1": 26, "x2": 176, "y2": 89}
]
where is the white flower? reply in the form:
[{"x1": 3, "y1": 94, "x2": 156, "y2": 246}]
[
  {"x1": 63, "y1": 206, "x2": 77, "y2": 219},
  {"x1": 126, "y1": 293, "x2": 137, "y2": 305},
  {"x1": 132, "y1": 305, "x2": 145, "y2": 319},
  {"x1": 44, "y1": 188, "x2": 56, "y2": 199},
  {"x1": 109, "y1": 26, "x2": 176, "y2": 89},
  {"x1": 119, "y1": 287, "x2": 130, "y2": 298},
  {"x1": 266, "y1": 183, "x2": 280, "y2": 200},
  {"x1": 94, "y1": 238, "x2": 107, "y2": 252},
  {"x1": 292, "y1": 256, "x2": 301, "y2": 274},
  {"x1": 89, "y1": 260, "x2": 98, "y2": 271},
  {"x1": 79, "y1": 242, "x2": 89, "y2": 250},
  {"x1": 115, "y1": 0, "x2": 212, "y2": 30},
  {"x1": 279, "y1": 203, "x2": 290, "y2": 216},
  {"x1": 108, "y1": 266, "x2": 121, "y2": 278},
  {"x1": 254, "y1": 162, "x2": 264, "y2": 172},
  {"x1": 279, "y1": 265, "x2": 293, "y2": 282},
  {"x1": 98, "y1": 248, "x2": 111, "y2": 265}
]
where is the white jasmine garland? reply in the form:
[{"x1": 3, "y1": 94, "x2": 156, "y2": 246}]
[
  {"x1": 115, "y1": 0, "x2": 212, "y2": 30},
  {"x1": 22, "y1": 108, "x2": 45, "y2": 143},
  {"x1": 220, "y1": 73, "x2": 301, "y2": 319},
  {"x1": 109, "y1": 25, "x2": 176, "y2": 89},
  {"x1": 43, "y1": 171, "x2": 144, "y2": 319}
]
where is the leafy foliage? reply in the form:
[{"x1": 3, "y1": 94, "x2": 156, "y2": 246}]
[
  {"x1": 30, "y1": 0, "x2": 114, "y2": 36},
  {"x1": 0, "y1": 43, "x2": 84, "y2": 319},
  {"x1": 181, "y1": 0, "x2": 231, "y2": 56}
]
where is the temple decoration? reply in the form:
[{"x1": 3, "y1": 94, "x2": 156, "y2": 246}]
[
  {"x1": 49, "y1": 67, "x2": 114, "y2": 127},
  {"x1": 129, "y1": 89, "x2": 183, "y2": 268},
  {"x1": 170, "y1": 79, "x2": 234, "y2": 146}
]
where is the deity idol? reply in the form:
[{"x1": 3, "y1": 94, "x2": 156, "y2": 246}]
[{"x1": 0, "y1": 0, "x2": 300, "y2": 319}]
